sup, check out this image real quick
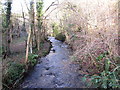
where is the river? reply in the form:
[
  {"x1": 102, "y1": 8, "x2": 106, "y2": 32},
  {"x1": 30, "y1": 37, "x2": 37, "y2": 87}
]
[{"x1": 20, "y1": 37, "x2": 85, "y2": 88}]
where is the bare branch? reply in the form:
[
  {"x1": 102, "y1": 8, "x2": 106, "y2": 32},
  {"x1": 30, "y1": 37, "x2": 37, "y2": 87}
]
[
  {"x1": 20, "y1": 3, "x2": 23, "y2": 13},
  {"x1": 44, "y1": 0, "x2": 59, "y2": 14},
  {"x1": 24, "y1": 0, "x2": 30, "y2": 12},
  {"x1": 44, "y1": 7, "x2": 58, "y2": 19}
]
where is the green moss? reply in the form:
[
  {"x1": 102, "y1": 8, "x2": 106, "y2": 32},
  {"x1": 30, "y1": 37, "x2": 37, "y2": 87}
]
[{"x1": 55, "y1": 33, "x2": 66, "y2": 42}]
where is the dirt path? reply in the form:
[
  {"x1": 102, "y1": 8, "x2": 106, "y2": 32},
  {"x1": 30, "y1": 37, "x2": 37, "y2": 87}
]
[{"x1": 20, "y1": 37, "x2": 85, "y2": 88}]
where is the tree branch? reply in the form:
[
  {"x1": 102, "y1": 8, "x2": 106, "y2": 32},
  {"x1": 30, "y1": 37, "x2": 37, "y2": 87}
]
[
  {"x1": 24, "y1": 0, "x2": 30, "y2": 12},
  {"x1": 44, "y1": 0, "x2": 59, "y2": 14}
]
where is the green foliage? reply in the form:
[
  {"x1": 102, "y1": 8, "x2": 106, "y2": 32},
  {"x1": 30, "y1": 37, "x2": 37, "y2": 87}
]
[
  {"x1": 3, "y1": 62, "x2": 25, "y2": 89},
  {"x1": 33, "y1": 48, "x2": 38, "y2": 54},
  {"x1": 2, "y1": 1, "x2": 12, "y2": 28},
  {"x1": 105, "y1": 58, "x2": 110, "y2": 72},
  {"x1": 2, "y1": 14, "x2": 8, "y2": 28},
  {"x1": 36, "y1": 0, "x2": 43, "y2": 17},
  {"x1": 2, "y1": 54, "x2": 38, "y2": 89},
  {"x1": 83, "y1": 53, "x2": 120, "y2": 88},
  {"x1": 96, "y1": 51, "x2": 109, "y2": 61},
  {"x1": 90, "y1": 70, "x2": 120, "y2": 88},
  {"x1": 0, "y1": 46, "x2": 2, "y2": 55},
  {"x1": 52, "y1": 23, "x2": 59, "y2": 37},
  {"x1": 40, "y1": 42, "x2": 44, "y2": 48},
  {"x1": 55, "y1": 33, "x2": 66, "y2": 42},
  {"x1": 33, "y1": 42, "x2": 44, "y2": 53},
  {"x1": 51, "y1": 22, "x2": 66, "y2": 42},
  {"x1": 42, "y1": 51, "x2": 48, "y2": 56},
  {"x1": 114, "y1": 56, "x2": 120, "y2": 65},
  {"x1": 36, "y1": 0, "x2": 43, "y2": 29},
  {"x1": 28, "y1": 54, "x2": 38, "y2": 66}
]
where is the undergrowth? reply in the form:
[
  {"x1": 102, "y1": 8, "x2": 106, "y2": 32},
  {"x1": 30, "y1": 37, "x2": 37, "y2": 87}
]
[
  {"x1": 27, "y1": 54, "x2": 38, "y2": 67},
  {"x1": 82, "y1": 52, "x2": 120, "y2": 88},
  {"x1": 2, "y1": 54, "x2": 39, "y2": 90},
  {"x1": 2, "y1": 62, "x2": 25, "y2": 90}
]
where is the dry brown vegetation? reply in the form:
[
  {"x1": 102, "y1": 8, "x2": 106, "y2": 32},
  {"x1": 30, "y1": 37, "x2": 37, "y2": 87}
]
[
  {"x1": 50, "y1": 1, "x2": 120, "y2": 87},
  {"x1": 51, "y1": 0, "x2": 119, "y2": 75}
]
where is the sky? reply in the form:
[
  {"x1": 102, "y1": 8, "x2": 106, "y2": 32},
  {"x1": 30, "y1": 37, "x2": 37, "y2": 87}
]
[
  {"x1": 12, "y1": 0, "x2": 56, "y2": 13},
  {"x1": 1, "y1": 0, "x2": 62, "y2": 14},
  {"x1": 1, "y1": 0, "x2": 88, "y2": 15},
  {"x1": 0, "y1": 0, "x2": 87, "y2": 18}
]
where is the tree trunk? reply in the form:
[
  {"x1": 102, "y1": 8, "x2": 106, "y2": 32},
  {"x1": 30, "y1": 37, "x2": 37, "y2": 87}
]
[
  {"x1": 2, "y1": 1, "x2": 12, "y2": 58},
  {"x1": 37, "y1": 30, "x2": 40, "y2": 50},
  {"x1": 118, "y1": 1, "x2": 120, "y2": 56},
  {"x1": 6, "y1": 28, "x2": 11, "y2": 55},
  {"x1": 10, "y1": 25, "x2": 13, "y2": 42},
  {"x1": 30, "y1": 37, "x2": 33, "y2": 54},
  {"x1": 25, "y1": 29, "x2": 31, "y2": 63}
]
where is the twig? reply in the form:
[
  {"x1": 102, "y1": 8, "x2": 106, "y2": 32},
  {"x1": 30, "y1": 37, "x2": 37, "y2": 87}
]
[
  {"x1": 13, "y1": 75, "x2": 24, "y2": 88},
  {"x1": 44, "y1": 2, "x2": 55, "y2": 14},
  {"x1": 44, "y1": 0, "x2": 59, "y2": 14},
  {"x1": 113, "y1": 66, "x2": 120, "y2": 83},
  {"x1": 24, "y1": 0, "x2": 30, "y2": 12},
  {"x1": 88, "y1": 53, "x2": 97, "y2": 67},
  {"x1": 2, "y1": 83, "x2": 10, "y2": 89},
  {"x1": 12, "y1": 70, "x2": 25, "y2": 88},
  {"x1": 44, "y1": 7, "x2": 58, "y2": 19}
]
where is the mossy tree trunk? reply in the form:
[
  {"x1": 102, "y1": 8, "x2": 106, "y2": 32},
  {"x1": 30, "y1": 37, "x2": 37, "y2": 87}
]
[
  {"x1": 2, "y1": 0, "x2": 12, "y2": 58},
  {"x1": 36, "y1": 0, "x2": 43, "y2": 50}
]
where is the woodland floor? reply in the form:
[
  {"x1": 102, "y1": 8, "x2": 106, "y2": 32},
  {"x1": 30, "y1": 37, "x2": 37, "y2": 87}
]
[
  {"x1": 2, "y1": 36, "x2": 26, "y2": 75},
  {"x1": 2, "y1": 36, "x2": 51, "y2": 76}
]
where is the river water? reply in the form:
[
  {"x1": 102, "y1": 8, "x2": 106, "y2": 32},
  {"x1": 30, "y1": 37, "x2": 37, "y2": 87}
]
[{"x1": 20, "y1": 37, "x2": 85, "y2": 88}]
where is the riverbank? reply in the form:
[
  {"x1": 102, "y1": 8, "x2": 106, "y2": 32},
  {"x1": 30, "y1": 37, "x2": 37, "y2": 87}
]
[{"x1": 2, "y1": 38, "x2": 52, "y2": 90}]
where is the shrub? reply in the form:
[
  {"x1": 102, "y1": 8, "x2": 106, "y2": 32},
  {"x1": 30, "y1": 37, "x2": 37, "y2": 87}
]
[
  {"x1": 82, "y1": 53, "x2": 120, "y2": 88},
  {"x1": 28, "y1": 54, "x2": 38, "y2": 67},
  {"x1": 52, "y1": 23, "x2": 59, "y2": 37},
  {"x1": 55, "y1": 33, "x2": 66, "y2": 42},
  {"x1": 40, "y1": 42, "x2": 44, "y2": 48},
  {"x1": 90, "y1": 70, "x2": 120, "y2": 88},
  {"x1": 42, "y1": 51, "x2": 48, "y2": 56},
  {"x1": 3, "y1": 62, "x2": 25, "y2": 89}
]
